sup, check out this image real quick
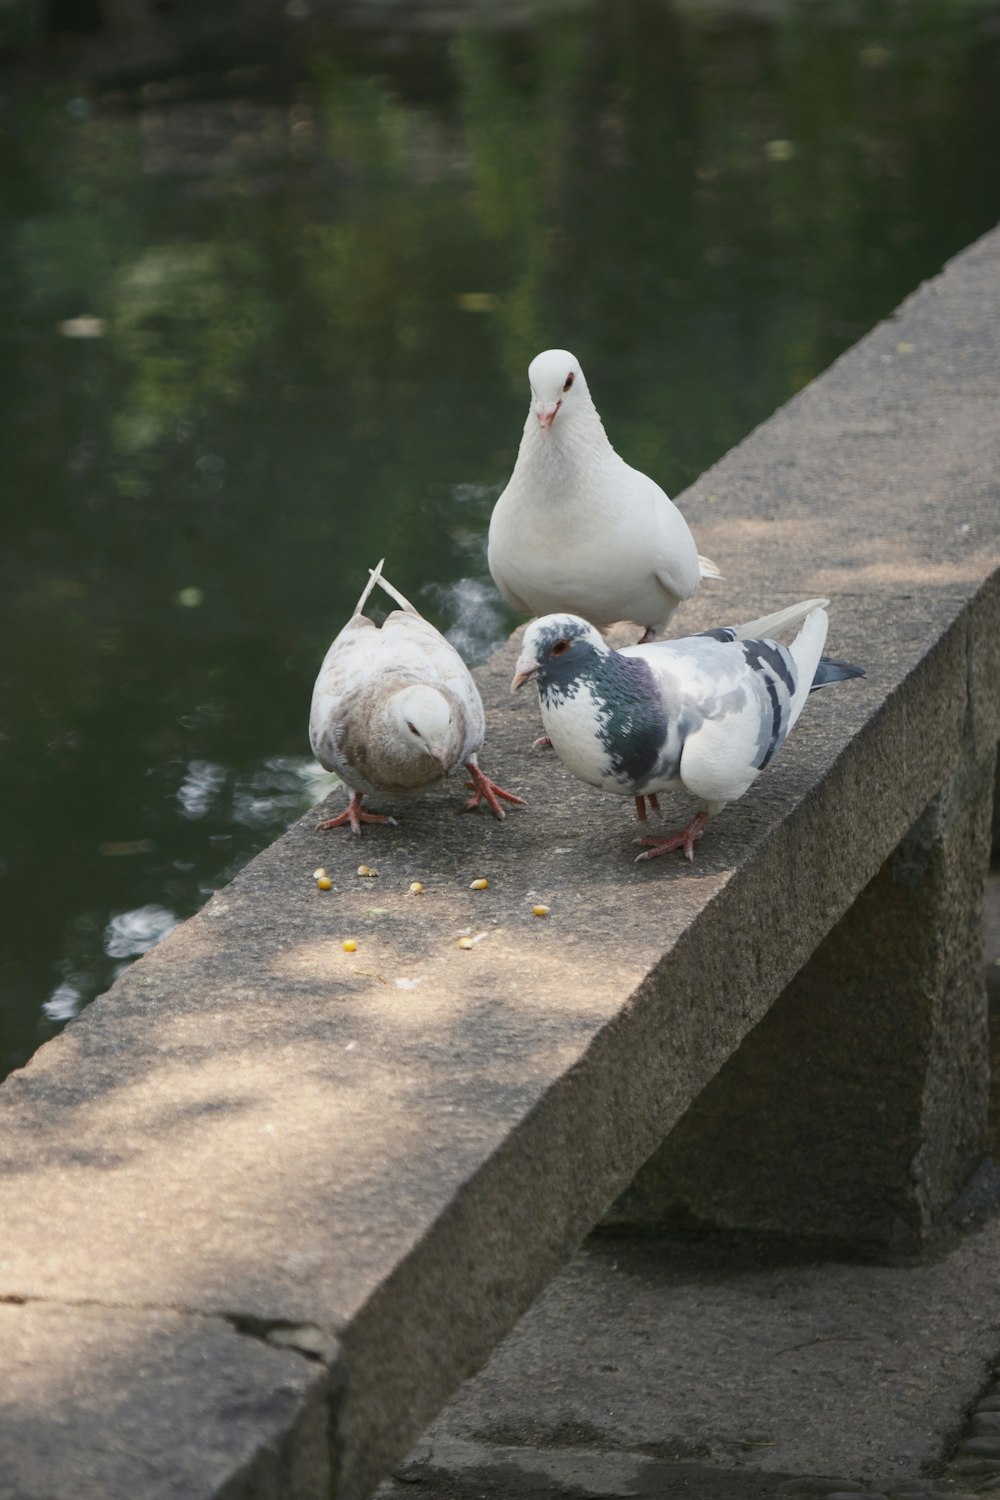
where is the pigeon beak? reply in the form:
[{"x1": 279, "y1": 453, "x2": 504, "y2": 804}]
[
  {"x1": 510, "y1": 658, "x2": 537, "y2": 693},
  {"x1": 431, "y1": 750, "x2": 451, "y2": 776},
  {"x1": 535, "y1": 400, "x2": 561, "y2": 432}
]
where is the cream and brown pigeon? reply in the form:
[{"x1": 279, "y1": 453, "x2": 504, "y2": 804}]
[{"x1": 309, "y1": 561, "x2": 523, "y2": 834}]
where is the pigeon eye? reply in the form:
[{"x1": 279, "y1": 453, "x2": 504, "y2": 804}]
[
  {"x1": 551, "y1": 639, "x2": 570, "y2": 656},
  {"x1": 563, "y1": 372, "x2": 575, "y2": 393},
  {"x1": 406, "y1": 720, "x2": 418, "y2": 734}
]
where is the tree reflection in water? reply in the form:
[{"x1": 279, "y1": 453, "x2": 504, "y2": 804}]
[{"x1": 2, "y1": 0, "x2": 999, "y2": 1074}]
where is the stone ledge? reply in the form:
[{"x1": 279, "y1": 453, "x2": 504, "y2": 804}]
[
  {"x1": 0, "y1": 1300, "x2": 332, "y2": 1500},
  {"x1": 0, "y1": 225, "x2": 997, "y2": 1499}
]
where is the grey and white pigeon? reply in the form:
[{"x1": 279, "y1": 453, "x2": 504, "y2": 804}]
[
  {"x1": 309, "y1": 561, "x2": 523, "y2": 834},
  {"x1": 488, "y1": 349, "x2": 721, "y2": 642},
  {"x1": 511, "y1": 599, "x2": 863, "y2": 861}
]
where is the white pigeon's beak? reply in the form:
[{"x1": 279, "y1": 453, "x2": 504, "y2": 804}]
[
  {"x1": 510, "y1": 655, "x2": 538, "y2": 692},
  {"x1": 534, "y1": 399, "x2": 561, "y2": 432},
  {"x1": 430, "y1": 750, "x2": 451, "y2": 775}
]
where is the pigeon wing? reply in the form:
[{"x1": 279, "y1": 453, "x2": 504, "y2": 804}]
[
  {"x1": 308, "y1": 614, "x2": 383, "y2": 778},
  {"x1": 622, "y1": 465, "x2": 701, "y2": 608},
  {"x1": 630, "y1": 633, "x2": 799, "y2": 810}
]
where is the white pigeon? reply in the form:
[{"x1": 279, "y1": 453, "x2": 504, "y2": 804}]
[
  {"x1": 511, "y1": 599, "x2": 864, "y2": 862},
  {"x1": 488, "y1": 348, "x2": 721, "y2": 642},
  {"x1": 309, "y1": 561, "x2": 524, "y2": 834}
]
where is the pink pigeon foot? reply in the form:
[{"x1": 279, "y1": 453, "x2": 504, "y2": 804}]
[
  {"x1": 531, "y1": 735, "x2": 553, "y2": 750},
  {"x1": 634, "y1": 808, "x2": 709, "y2": 863},
  {"x1": 633, "y1": 793, "x2": 661, "y2": 822},
  {"x1": 463, "y1": 760, "x2": 526, "y2": 820},
  {"x1": 637, "y1": 626, "x2": 657, "y2": 644},
  {"x1": 316, "y1": 790, "x2": 397, "y2": 836}
]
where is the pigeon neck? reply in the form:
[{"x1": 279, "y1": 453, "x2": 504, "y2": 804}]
[
  {"x1": 518, "y1": 393, "x2": 609, "y2": 476},
  {"x1": 539, "y1": 647, "x2": 671, "y2": 790},
  {"x1": 370, "y1": 689, "x2": 460, "y2": 788}
]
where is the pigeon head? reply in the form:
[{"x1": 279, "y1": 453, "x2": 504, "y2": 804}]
[
  {"x1": 386, "y1": 685, "x2": 455, "y2": 774},
  {"x1": 527, "y1": 349, "x2": 586, "y2": 435},
  {"x1": 511, "y1": 613, "x2": 608, "y2": 692}
]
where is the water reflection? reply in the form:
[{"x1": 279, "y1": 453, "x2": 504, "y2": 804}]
[
  {"x1": 230, "y1": 756, "x2": 337, "y2": 829},
  {"x1": 176, "y1": 759, "x2": 227, "y2": 819},
  {"x1": 43, "y1": 981, "x2": 85, "y2": 1025},
  {"x1": 175, "y1": 754, "x2": 335, "y2": 828},
  {"x1": 103, "y1": 904, "x2": 180, "y2": 961},
  {"x1": 2, "y1": 0, "x2": 1000, "y2": 1076}
]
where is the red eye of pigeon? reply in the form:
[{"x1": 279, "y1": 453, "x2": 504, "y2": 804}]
[
  {"x1": 562, "y1": 372, "x2": 575, "y2": 393},
  {"x1": 551, "y1": 639, "x2": 570, "y2": 655}
]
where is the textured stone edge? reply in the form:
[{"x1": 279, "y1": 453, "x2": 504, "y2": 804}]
[{"x1": 0, "y1": 1298, "x2": 340, "y2": 1500}]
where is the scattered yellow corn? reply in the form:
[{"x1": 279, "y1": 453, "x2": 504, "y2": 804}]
[
  {"x1": 357, "y1": 865, "x2": 378, "y2": 878},
  {"x1": 408, "y1": 881, "x2": 424, "y2": 895},
  {"x1": 532, "y1": 904, "x2": 550, "y2": 917},
  {"x1": 469, "y1": 878, "x2": 489, "y2": 890},
  {"x1": 457, "y1": 937, "x2": 475, "y2": 950},
  {"x1": 342, "y1": 939, "x2": 357, "y2": 953},
  {"x1": 312, "y1": 867, "x2": 327, "y2": 880},
  {"x1": 316, "y1": 876, "x2": 333, "y2": 892}
]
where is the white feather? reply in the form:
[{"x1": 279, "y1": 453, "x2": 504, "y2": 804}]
[
  {"x1": 488, "y1": 349, "x2": 719, "y2": 633},
  {"x1": 732, "y1": 597, "x2": 829, "y2": 640},
  {"x1": 786, "y1": 607, "x2": 829, "y2": 730}
]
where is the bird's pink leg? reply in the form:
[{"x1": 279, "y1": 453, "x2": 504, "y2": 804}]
[
  {"x1": 637, "y1": 626, "x2": 657, "y2": 645},
  {"x1": 316, "y1": 790, "x2": 397, "y2": 836},
  {"x1": 633, "y1": 794, "x2": 661, "y2": 822},
  {"x1": 463, "y1": 760, "x2": 526, "y2": 820},
  {"x1": 634, "y1": 808, "x2": 709, "y2": 863},
  {"x1": 531, "y1": 735, "x2": 553, "y2": 750}
]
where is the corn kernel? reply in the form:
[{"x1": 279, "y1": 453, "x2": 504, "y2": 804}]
[
  {"x1": 532, "y1": 904, "x2": 550, "y2": 917},
  {"x1": 408, "y1": 881, "x2": 424, "y2": 895},
  {"x1": 342, "y1": 939, "x2": 357, "y2": 953},
  {"x1": 469, "y1": 878, "x2": 489, "y2": 890},
  {"x1": 317, "y1": 876, "x2": 333, "y2": 891},
  {"x1": 356, "y1": 865, "x2": 369, "y2": 877},
  {"x1": 457, "y1": 937, "x2": 474, "y2": 950},
  {"x1": 312, "y1": 867, "x2": 327, "y2": 880}
]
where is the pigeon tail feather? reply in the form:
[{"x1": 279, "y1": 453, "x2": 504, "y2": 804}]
[
  {"x1": 369, "y1": 568, "x2": 423, "y2": 618},
  {"x1": 698, "y1": 554, "x2": 724, "y2": 582},
  {"x1": 786, "y1": 608, "x2": 830, "y2": 731},
  {"x1": 810, "y1": 656, "x2": 865, "y2": 690},
  {"x1": 734, "y1": 597, "x2": 829, "y2": 641},
  {"x1": 353, "y1": 558, "x2": 387, "y2": 617}
]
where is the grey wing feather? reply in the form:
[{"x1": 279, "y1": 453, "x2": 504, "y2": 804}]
[{"x1": 622, "y1": 631, "x2": 798, "y2": 805}]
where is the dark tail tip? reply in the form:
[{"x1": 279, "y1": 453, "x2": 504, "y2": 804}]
[{"x1": 810, "y1": 655, "x2": 866, "y2": 691}]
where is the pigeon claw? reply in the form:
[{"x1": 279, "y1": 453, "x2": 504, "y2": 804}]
[
  {"x1": 317, "y1": 790, "x2": 397, "y2": 837},
  {"x1": 633, "y1": 810, "x2": 709, "y2": 864},
  {"x1": 462, "y1": 761, "x2": 526, "y2": 821},
  {"x1": 531, "y1": 735, "x2": 553, "y2": 751}
]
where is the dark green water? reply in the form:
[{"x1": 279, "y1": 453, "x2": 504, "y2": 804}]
[{"x1": 2, "y1": 0, "x2": 1000, "y2": 1077}]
